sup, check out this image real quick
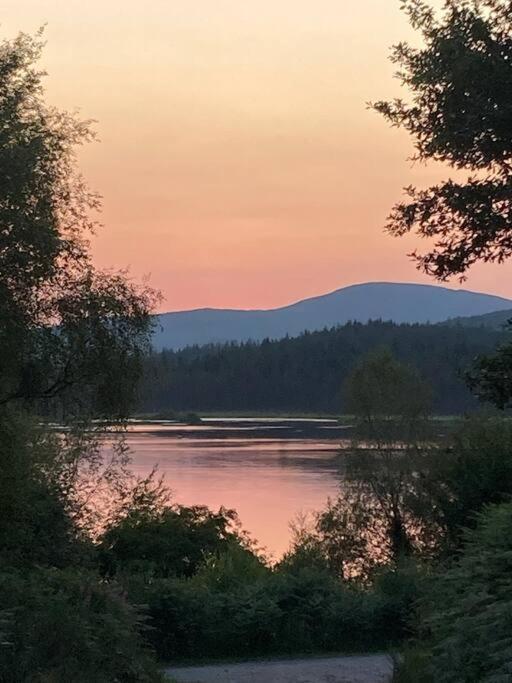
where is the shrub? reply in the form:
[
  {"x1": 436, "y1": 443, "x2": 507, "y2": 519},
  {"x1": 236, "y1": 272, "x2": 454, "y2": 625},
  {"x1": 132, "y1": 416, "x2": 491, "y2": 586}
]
[
  {"x1": 425, "y1": 502, "x2": 512, "y2": 682},
  {"x1": 392, "y1": 648, "x2": 432, "y2": 683},
  {"x1": 404, "y1": 502, "x2": 512, "y2": 683},
  {"x1": 424, "y1": 418, "x2": 512, "y2": 550},
  {"x1": 100, "y1": 501, "x2": 246, "y2": 580},
  {"x1": 0, "y1": 567, "x2": 164, "y2": 683},
  {"x1": 125, "y1": 563, "x2": 412, "y2": 662}
]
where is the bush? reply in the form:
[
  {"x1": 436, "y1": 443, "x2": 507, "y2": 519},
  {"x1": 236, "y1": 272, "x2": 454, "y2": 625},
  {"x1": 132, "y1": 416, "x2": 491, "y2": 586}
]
[
  {"x1": 0, "y1": 413, "x2": 90, "y2": 569},
  {"x1": 100, "y1": 502, "x2": 247, "y2": 579},
  {"x1": 427, "y1": 502, "x2": 512, "y2": 682},
  {"x1": 369, "y1": 562, "x2": 424, "y2": 643},
  {"x1": 405, "y1": 502, "x2": 512, "y2": 683},
  {"x1": 0, "y1": 567, "x2": 164, "y2": 683},
  {"x1": 392, "y1": 648, "x2": 432, "y2": 683},
  {"x1": 422, "y1": 418, "x2": 512, "y2": 551},
  {"x1": 124, "y1": 562, "x2": 413, "y2": 662}
]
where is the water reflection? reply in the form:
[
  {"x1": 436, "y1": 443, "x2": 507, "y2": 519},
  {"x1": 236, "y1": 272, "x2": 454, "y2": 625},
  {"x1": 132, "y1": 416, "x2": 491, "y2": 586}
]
[{"x1": 123, "y1": 420, "x2": 344, "y2": 559}]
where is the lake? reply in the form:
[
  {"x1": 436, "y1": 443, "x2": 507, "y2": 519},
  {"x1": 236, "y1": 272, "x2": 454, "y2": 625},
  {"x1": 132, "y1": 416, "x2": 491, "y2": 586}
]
[{"x1": 124, "y1": 419, "x2": 347, "y2": 559}]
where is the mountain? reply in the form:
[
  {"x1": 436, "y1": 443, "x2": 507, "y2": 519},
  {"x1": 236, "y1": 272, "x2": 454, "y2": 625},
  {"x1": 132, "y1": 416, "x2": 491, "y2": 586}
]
[{"x1": 153, "y1": 282, "x2": 512, "y2": 350}]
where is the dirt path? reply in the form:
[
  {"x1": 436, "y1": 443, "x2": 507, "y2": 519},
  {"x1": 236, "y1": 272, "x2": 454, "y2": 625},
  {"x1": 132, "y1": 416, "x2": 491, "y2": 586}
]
[{"x1": 166, "y1": 654, "x2": 394, "y2": 683}]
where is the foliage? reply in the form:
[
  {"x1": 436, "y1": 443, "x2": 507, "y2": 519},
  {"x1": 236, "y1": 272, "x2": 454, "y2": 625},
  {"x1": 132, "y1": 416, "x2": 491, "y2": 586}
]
[
  {"x1": 389, "y1": 433, "x2": 512, "y2": 680},
  {"x1": 373, "y1": 0, "x2": 512, "y2": 280},
  {"x1": 0, "y1": 30, "x2": 162, "y2": 680},
  {"x1": 0, "y1": 409, "x2": 92, "y2": 568},
  {"x1": 374, "y1": 1, "x2": 512, "y2": 412},
  {"x1": 99, "y1": 491, "x2": 420, "y2": 662},
  {"x1": 100, "y1": 491, "x2": 250, "y2": 579},
  {"x1": 3, "y1": 20, "x2": 512, "y2": 678},
  {"x1": 326, "y1": 351, "x2": 434, "y2": 573},
  {"x1": 139, "y1": 320, "x2": 504, "y2": 415},
  {"x1": 0, "y1": 407, "x2": 164, "y2": 566},
  {"x1": 467, "y1": 327, "x2": 512, "y2": 408},
  {"x1": 123, "y1": 564, "x2": 412, "y2": 662},
  {"x1": 371, "y1": 562, "x2": 425, "y2": 641},
  {"x1": 0, "y1": 411, "x2": 169, "y2": 680},
  {"x1": 0, "y1": 567, "x2": 164, "y2": 683},
  {"x1": 392, "y1": 648, "x2": 432, "y2": 683},
  {"x1": 346, "y1": 348, "x2": 432, "y2": 443},
  {"x1": 412, "y1": 502, "x2": 512, "y2": 682},
  {"x1": 282, "y1": 409, "x2": 512, "y2": 585},
  {"x1": 0, "y1": 30, "x2": 157, "y2": 421},
  {"x1": 411, "y1": 418, "x2": 512, "y2": 554}
]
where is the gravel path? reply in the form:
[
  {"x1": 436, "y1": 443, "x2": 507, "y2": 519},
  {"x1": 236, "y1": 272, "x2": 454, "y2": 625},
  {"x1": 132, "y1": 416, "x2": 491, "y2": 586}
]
[{"x1": 166, "y1": 654, "x2": 394, "y2": 683}]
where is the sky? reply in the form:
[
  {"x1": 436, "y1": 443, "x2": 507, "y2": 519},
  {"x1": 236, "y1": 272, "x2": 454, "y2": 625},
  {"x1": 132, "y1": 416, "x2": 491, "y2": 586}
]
[{"x1": 2, "y1": 1, "x2": 511, "y2": 311}]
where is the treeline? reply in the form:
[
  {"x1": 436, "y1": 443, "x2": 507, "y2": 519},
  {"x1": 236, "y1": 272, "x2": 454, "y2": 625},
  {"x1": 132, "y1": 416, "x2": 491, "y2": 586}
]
[{"x1": 140, "y1": 321, "x2": 507, "y2": 415}]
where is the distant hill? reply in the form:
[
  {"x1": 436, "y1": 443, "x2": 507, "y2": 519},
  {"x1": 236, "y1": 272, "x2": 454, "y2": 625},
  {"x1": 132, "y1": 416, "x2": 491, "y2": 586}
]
[
  {"x1": 153, "y1": 282, "x2": 512, "y2": 350},
  {"x1": 443, "y1": 308, "x2": 512, "y2": 330}
]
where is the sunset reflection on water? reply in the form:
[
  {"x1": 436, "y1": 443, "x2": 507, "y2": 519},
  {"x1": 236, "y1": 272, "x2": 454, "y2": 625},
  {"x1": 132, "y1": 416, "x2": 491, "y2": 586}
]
[{"x1": 117, "y1": 421, "x2": 344, "y2": 559}]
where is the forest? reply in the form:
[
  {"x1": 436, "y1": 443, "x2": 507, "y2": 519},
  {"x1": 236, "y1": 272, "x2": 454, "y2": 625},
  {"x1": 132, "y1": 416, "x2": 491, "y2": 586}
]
[{"x1": 140, "y1": 320, "x2": 508, "y2": 415}]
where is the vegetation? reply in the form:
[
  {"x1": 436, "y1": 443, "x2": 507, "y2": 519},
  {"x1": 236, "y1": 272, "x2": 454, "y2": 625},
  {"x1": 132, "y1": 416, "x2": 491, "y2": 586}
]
[
  {"x1": 139, "y1": 320, "x2": 506, "y2": 415},
  {"x1": 108, "y1": 375, "x2": 512, "y2": 670},
  {"x1": 3, "y1": 1, "x2": 512, "y2": 680},
  {"x1": 374, "y1": 0, "x2": 512, "y2": 414},
  {"x1": 377, "y1": 3, "x2": 512, "y2": 680},
  {"x1": 0, "y1": 566, "x2": 163, "y2": 683},
  {"x1": 423, "y1": 502, "x2": 512, "y2": 682},
  {"x1": 372, "y1": 0, "x2": 512, "y2": 281},
  {"x1": 123, "y1": 561, "x2": 412, "y2": 662},
  {"x1": 0, "y1": 32, "x2": 163, "y2": 681},
  {"x1": 394, "y1": 503, "x2": 512, "y2": 682}
]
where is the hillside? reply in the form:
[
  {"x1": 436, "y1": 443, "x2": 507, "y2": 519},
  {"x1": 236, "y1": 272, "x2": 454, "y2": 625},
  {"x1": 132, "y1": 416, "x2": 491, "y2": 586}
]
[
  {"x1": 141, "y1": 320, "x2": 506, "y2": 415},
  {"x1": 153, "y1": 282, "x2": 512, "y2": 350},
  {"x1": 444, "y1": 308, "x2": 512, "y2": 330}
]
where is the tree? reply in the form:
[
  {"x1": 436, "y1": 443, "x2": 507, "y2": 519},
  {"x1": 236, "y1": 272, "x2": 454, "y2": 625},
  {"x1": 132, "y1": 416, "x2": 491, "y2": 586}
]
[
  {"x1": 466, "y1": 334, "x2": 512, "y2": 408},
  {"x1": 373, "y1": 0, "x2": 512, "y2": 280},
  {"x1": 0, "y1": 32, "x2": 163, "y2": 680},
  {"x1": 345, "y1": 348, "x2": 432, "y2": 445},
  {"x1": 373, "y1": 1, "x2": 512, "y2": 410},
  {"x1": 139, "y1": 321, "x2": 502, "y2": 416},
  {"x1": 287, "y1": 351, "x2": 434, "y2": 580},
  {"x1": 414, "y1": 417, "x2": 512, "y2": 553},
  {"x1": 0, "y1": 567, "x2": 164, "y2": 683},
  {"x1": 0, "y1": 31, "x2": 157, "y2": 420},
  {"x1": 0, "y1": 29, "x2": 160, "y2": 563},
  {"x1": 344, "y1": 350, "x2": 433, "y2": 563}
]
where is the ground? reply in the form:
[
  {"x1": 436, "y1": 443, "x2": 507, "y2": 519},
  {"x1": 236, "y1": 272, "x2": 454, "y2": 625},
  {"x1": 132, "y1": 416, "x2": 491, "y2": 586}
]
[{"x1": 166, "y1": 654, "x2": 394, "y2": 683}]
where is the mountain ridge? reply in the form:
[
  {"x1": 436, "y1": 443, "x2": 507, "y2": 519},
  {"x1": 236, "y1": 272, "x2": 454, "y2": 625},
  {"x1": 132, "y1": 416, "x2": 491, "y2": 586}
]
[
  {"x1": 164, "y1": 281, "x2": 510, "y2": 314},
  {"x1": 153, "y1": 281, "x2": 512, "y2": 351}
]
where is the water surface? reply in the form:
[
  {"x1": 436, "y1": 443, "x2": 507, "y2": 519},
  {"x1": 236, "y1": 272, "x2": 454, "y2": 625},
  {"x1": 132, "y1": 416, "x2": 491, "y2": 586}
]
[{"x1": 125, "y1": 419, "x2": 345, "y2": 558}]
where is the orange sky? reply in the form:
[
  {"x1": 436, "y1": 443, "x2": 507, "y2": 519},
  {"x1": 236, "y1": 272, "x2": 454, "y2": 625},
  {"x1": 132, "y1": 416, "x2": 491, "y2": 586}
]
[{"x1": 2, "y1": 1, "x2": 511, "y2": 311}]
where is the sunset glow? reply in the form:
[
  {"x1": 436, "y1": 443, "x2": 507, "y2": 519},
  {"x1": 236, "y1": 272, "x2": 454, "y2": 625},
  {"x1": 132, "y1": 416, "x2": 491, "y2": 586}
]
[{"x1": 3, "y1": 0, "x2": 511, "y2": 310}]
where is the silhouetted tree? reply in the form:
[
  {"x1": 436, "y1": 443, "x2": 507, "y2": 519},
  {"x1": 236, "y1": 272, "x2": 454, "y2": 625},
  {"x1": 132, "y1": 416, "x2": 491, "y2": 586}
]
[
  {"x1": 373, "y1": 0, "x2": 512, "y2": 279},
  {"x1": 0, "y1": 31, "x2": 157, "y2": 421},
  {"x1": 0, "y1": 32, "x2": 163, "y2": 680},
  {"x1": 373, "y1": 0, "x2": 512, "y2": 410},
  {"x1": 339, "y1": 350, "x2": 432, "y2": 568}
]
